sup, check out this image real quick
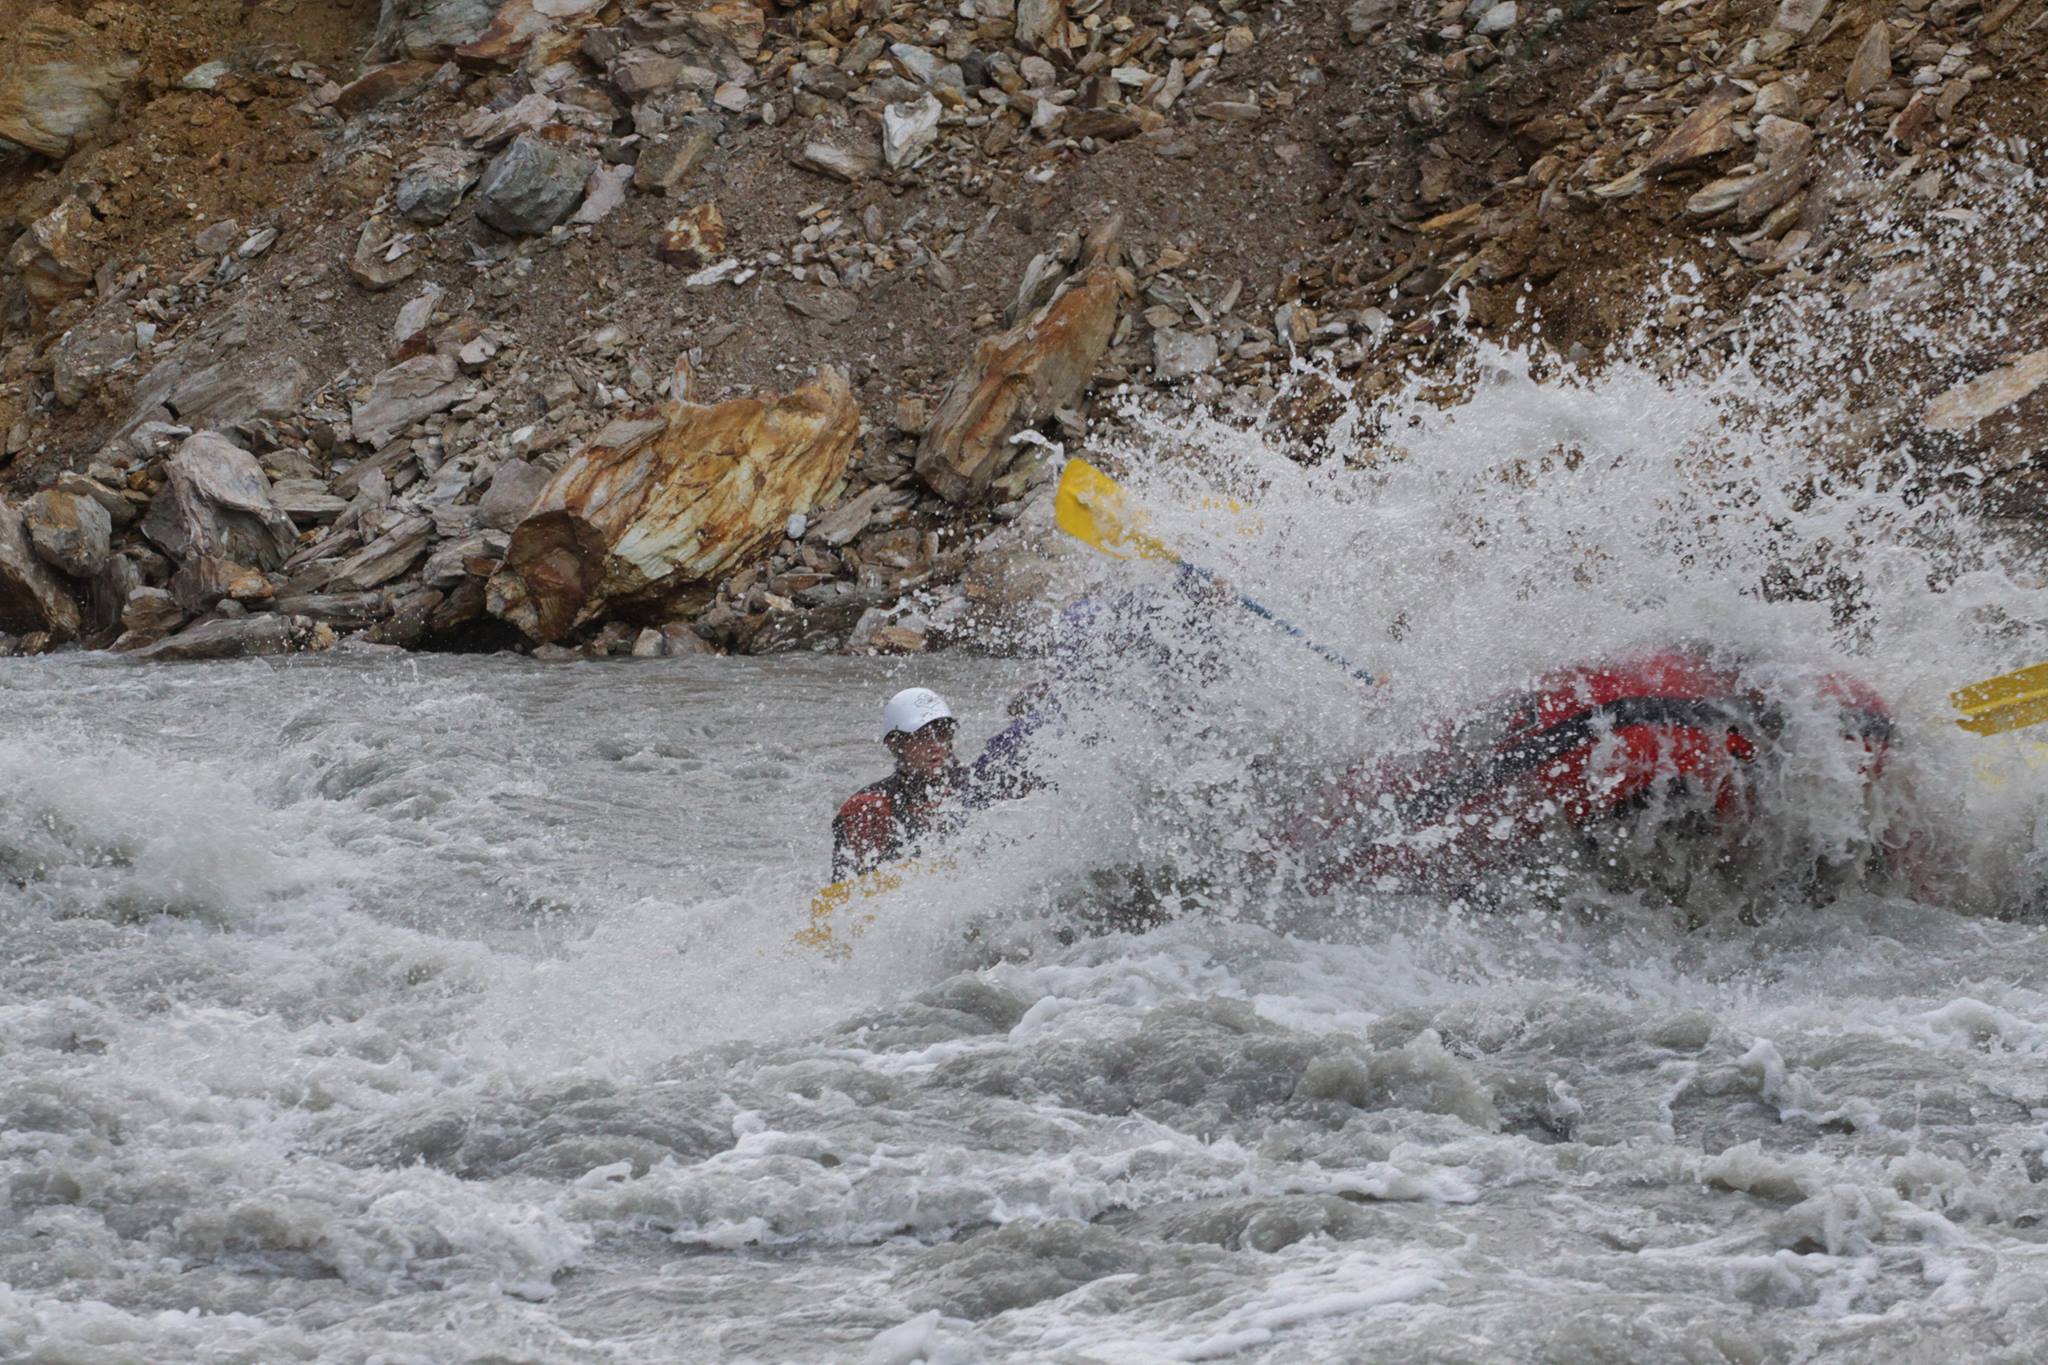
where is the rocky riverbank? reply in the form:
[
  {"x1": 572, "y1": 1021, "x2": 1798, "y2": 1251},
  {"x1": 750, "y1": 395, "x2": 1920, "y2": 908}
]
[{"x1": 0, "y1": 0, "x2": 2042, "y2": 661}]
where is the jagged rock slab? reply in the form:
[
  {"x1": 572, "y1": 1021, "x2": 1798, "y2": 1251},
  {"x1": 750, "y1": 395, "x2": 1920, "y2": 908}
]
[
  {"x1": 326, "y1": 516, "x2": 435, "y2": 592},
  {"x1": 351, "y1": 355, "x2": 467, "y2": 448},
  {"x1": 915, "y1": 265, "x2": 1120, "y2": 504},
  {"x1": 0, "y1": 498, "x2": 82, "y2": 640},
  {"x1": 0, "y1": 8, "x2": 140, "y2": 160},
  {"x1": 488, "y1": 369, "x2": 858, "y2": 641},
  {"x1": 140, "y1": 432, "x2": 299, "y2": 572}
]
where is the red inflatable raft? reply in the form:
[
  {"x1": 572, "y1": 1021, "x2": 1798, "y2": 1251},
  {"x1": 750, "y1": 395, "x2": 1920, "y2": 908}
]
[{"x1": 1294, "y1": 646, "x2": 1899, "y2": 900}]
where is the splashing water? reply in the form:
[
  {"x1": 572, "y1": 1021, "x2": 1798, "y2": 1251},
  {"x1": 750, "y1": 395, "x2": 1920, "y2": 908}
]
[{"x1": 12, "y1": 235, "x2": 2048, "y2": 1361}]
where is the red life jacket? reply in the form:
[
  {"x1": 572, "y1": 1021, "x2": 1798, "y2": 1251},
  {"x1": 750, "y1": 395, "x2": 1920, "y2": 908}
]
[{"x1": 831, "y1": 766, "x2": 964, "y2": 880}]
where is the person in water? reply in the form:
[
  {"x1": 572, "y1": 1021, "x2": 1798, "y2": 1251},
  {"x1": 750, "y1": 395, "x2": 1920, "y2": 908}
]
[{"x1": 831, "y1": 687, "x2": 1044, "y2": 879}]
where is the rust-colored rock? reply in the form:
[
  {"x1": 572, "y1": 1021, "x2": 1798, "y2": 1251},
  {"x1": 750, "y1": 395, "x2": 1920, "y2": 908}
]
[
  {"x1": 914, "y1": 264, "x2": 1120, "y2": 504},
  {"x1": 656, "y1": 204, "x2": 727, "y2": 268},
  {"x1": 0, "y1": 8, "x2": 140, "y2": 160},
  {"x1": 456, "y1": 0, "x2": 605, "y2": 69},
  {"x1": 487, "y1": 368, "x2": 859, "y2": 642},
  {"x1": 4, "y1": 197, "x2": 97, "y2": 311}
]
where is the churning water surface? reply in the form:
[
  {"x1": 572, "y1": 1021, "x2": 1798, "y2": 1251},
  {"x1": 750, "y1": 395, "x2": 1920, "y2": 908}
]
[{"x1": 12, "y1": 328, "x2": 2048, "y2": 1362}]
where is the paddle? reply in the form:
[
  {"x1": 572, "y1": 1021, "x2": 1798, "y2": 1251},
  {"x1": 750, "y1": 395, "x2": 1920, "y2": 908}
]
[
  {"x1": 1952, "y1": 661, "x2": 2048, "y2": 735},
  {"x1": 1053, "y1": 458, "x2": 1380, "y2": 684}
]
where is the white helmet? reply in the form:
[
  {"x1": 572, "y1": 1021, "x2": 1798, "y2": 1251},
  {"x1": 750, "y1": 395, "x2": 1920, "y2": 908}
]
[{"x1": 880, "y1": 686, "x2": 954, "y2": 740}]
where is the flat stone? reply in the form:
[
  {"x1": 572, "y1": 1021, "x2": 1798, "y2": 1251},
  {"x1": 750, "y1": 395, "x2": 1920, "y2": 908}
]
[
  {"x1": 51, "y1": 297, "x2": 138, "y2": 407},
  {"x1": 634, "y1": 127, "x2": 715, "y2": 194},
  {"x1": 791, "y1": 139, "x2": 875, "y2": 182},
  {"x1": 656, "y1": 203, "x2": 727, "y2": 267},
  {"x1": 783, "y1": 284, "x2": 859, "y2": 324},
  {"x1": 351, "y1": 355, "x2": 466, "y2": 448},
  {"x1": 326, "y1": 515, "x2": 434, "y2": 592},
  {"x1": 1772, "y1": 0, "x2": 1828, "y2": 32},
  {"x1": 1925, "y1": 349, "x2": 2048, "y2": 433},
  {"x1": 272, "y1": 479, "x2": 350, "y2": 525},
  {"x1": 809, "y1": 484, "x2": 891, "y2": 547},
  {"x1": 120, "y1": 585, "x2": 185, "y2": 636},
  {"x1": 4, "y1": 197, "x2": 96, "y2": 310},
  {"x1": 335, "y1": 60, "x2": 439, "y2": 116},
  {"x1": 1473, "y1": 1, "x2": 1517, "y2": 35},
  {"x1": 1844, "y1": 22, "x2": 1891, "y2": 104},
  {"x1": 475, "y1": 132, "x2": 593, "y2": 235},
  {"x1": 611, "y1": 49, "x2": 689, "y2": 98},
  {"x1": 477, "y1": 459, "x2": 551, "y2": 530},
  {"x1": 571, "y1": 162, "x2": 633, "y2": 225},
  {"x1": 349, "y1": 216, "x2": 423, "y2": 290},
  {"x1": 129, "y1": 614, "x2": 331, "y2": 663}
]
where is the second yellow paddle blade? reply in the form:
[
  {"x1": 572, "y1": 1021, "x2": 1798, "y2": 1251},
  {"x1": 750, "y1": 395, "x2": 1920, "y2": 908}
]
[{"x1": 1953, "y1": 661, "x2": 2048, "y2": 735}]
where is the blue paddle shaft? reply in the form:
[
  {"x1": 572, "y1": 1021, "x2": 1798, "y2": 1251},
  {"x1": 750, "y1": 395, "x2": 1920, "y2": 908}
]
[{"x1": 1175, "y1": 561, "x2": 1378, "y2": 684}]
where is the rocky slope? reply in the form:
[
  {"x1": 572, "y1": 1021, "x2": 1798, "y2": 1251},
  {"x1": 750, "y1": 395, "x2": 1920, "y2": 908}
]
[{"x1": 0, "y1": 0, "x2": 2042, "y2": 660}]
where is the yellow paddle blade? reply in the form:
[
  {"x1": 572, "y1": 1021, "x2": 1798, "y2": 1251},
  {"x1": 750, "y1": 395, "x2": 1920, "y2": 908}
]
[
  {"x1": 794, "y1": 858, "x2": 952, "y2": 956},
  {"x1": 1952, "y1": 661, "x2": 2048, "y2": 735},
  {"x1": 1054, "y1": 458, "x2": 1176, "y2": 563}
]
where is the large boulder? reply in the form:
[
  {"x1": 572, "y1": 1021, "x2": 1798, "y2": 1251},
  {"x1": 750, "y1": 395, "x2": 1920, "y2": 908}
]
[
  {"x1": 475, "y1": 132, "x2": 592, "y2": 234},
  {"x1": 914, "y1": 263, "x2": 1120, "y2": 504},
  {"x1": 0, "y1": 8, "x2": 140, "y2": 161},
  {"x1": 488, "y1": 368, "x2": 859, "y2": 642},
  {"x1": 0, "y1": 499, "x2": 81, "y2": 640},
  {"x1": 22, "y1": 489, "x2": 112, "y2": 578},
  {"x1": 140, "y1": 432, "x2": 299, "y2": 571}
]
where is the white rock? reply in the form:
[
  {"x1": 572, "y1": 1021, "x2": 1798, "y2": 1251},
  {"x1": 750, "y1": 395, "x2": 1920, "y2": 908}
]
[
  {"x1": 882, "y1": 94, "x2": 943, "y2": 169},
  {"x1": 786, "y1": 512, "x2": 808, "y2": 540},
  {"x1": 181, "y1": 60, "x2": 231, "y2": 90},
  {"x1": 685, "y1": 259, "x2": 742, "y2": 287},
  {"x1": 1474, "y1": 1, "x2": 1518, "y2": 35}
]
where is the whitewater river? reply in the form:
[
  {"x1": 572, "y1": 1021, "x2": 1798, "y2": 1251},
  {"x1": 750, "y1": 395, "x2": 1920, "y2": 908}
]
[
  {"x1": 6, "y1": 644, "x2": 2048, "y2": 1365},
  {"x1": 15, "y1": 331, "x2": 2048, "y2": 1362}
]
